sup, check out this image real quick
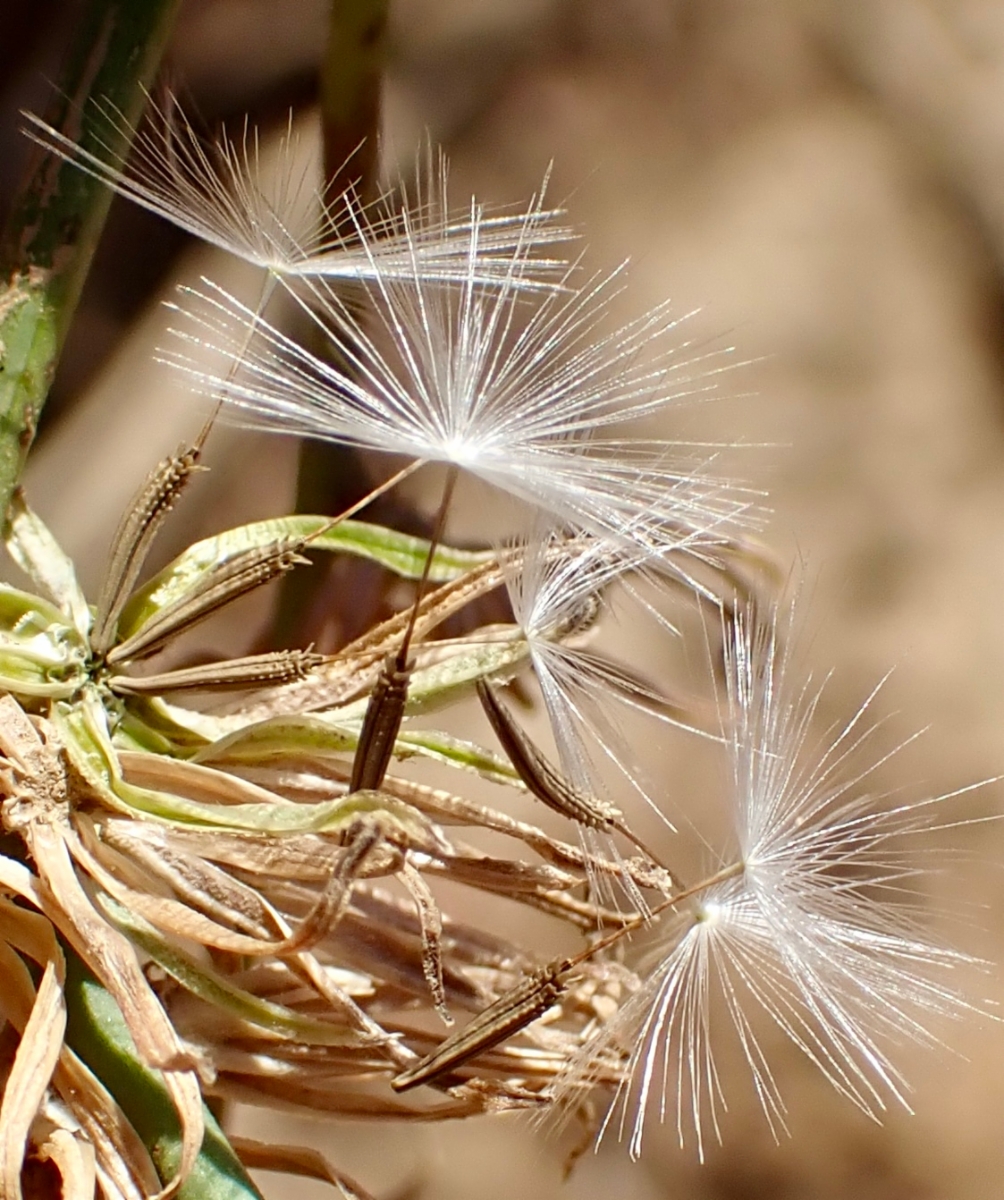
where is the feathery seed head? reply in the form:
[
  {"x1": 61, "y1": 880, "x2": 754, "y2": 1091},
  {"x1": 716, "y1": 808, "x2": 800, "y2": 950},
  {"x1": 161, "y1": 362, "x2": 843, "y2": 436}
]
[
  {"x1": 23, "y1": 93, "x2": 572, "y2": 286},
  {"x1": 501, "y1": 523, "x2": 716, "y2": 801},
  {"x1": 554, "y1": 602, "x2": 983, "y2": 1160},
  {"x1": 164, "y1": 253, "x2": 752, "y2": 558},
  {"x1": 12, "y1": 55, "x2": 994, "y2": 1200}
]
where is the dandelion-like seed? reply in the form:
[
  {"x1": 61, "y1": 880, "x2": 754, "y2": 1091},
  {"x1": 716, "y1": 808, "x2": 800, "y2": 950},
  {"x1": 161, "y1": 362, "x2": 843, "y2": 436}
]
[
  {"x1": 554, "y1": 603, "x2": 983, "y2": 1160},
  {"x1": 164, "y1": 251, "x2": 752, "y2": 554},
  {"x1": 469, "y1": 524, "x2": 677, "y2": 908},
  {"x1": 23, "y1": 92, "x2": 572, "y2": 288},
  {"x1": 499, "y1": 521, "x2": 705, "y2": 803}
]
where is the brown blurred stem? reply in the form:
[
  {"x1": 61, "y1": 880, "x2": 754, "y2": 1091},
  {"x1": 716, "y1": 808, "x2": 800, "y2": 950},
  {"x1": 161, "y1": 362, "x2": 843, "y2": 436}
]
[
  {"x1": 320, "y1": 0, "x2": 390, "y2": 207},
  {"x1": 0, "y1": 0, "x2": 180, "y2": 519},
  {"x1": 272, "y1": 0, "x2": 391, "y2": 648}
]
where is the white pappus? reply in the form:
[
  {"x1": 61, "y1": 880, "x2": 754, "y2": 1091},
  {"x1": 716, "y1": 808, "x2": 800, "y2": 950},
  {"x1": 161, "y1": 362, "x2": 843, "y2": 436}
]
[
  {"x1": 23, "y1": 92, "x2": 572, "y2": 288},
  {"x1": 551, "y1": 601, "x2": 986, "y2": 1160},
  {"x1": 163, "y1": 248, "x2": 754, "y2": 559}
]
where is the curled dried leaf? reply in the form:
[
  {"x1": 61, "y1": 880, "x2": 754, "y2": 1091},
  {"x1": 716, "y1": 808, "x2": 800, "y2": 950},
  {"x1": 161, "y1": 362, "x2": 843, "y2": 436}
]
[
  {"x1": 230, "y1": 1137, "x2": 377, "y2": 1199},
  {"x1": 0, "y1": 957, "x2": 65, "y2": 1200},
  {"x1": 36, "y1": 1127, "x2": 97, "y2": 1200}
]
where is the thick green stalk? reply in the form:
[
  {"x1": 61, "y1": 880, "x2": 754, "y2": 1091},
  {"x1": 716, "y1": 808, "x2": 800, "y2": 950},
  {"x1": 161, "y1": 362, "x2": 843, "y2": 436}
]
[
  {"x1": 0, "y1": 0, "x2": 180, "y2": 516},
  {"x1": 64, "y1": 951, "x2": 266, "y2": 1200}
]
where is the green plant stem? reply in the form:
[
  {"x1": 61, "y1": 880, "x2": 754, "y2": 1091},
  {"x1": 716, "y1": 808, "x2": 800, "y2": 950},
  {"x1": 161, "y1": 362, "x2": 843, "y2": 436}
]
[
  {"x1": 0, "y1": 0, "x2": 180, "y2": 518},
  {"x1": 64, "y1": 949, "x2": 266, "y2": 1200}
]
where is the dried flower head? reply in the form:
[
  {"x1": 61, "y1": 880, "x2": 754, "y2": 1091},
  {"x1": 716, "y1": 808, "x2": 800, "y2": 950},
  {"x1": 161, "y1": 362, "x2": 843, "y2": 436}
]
[{"x1": 0, "y1": 468, "x2": 669, "y2": 1192}]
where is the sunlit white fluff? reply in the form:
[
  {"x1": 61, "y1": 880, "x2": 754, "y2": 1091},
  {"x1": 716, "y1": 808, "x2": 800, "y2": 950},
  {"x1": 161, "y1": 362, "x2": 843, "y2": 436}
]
[
  {"x1": 554, "y1": 603, "x2": 981, "y2": 1159},
  {"x1": 501, "y1": 521, "x2": 702, "y2": 818},
  {"x1": 163, "y1": 253, "x2": 752, "y2": 553},
  {"x1": 22, "y1": 93, "x2": 570, "y2": 286},
  {"x1": 487, "y1": 523, "x2": 681, "y2": 909}
]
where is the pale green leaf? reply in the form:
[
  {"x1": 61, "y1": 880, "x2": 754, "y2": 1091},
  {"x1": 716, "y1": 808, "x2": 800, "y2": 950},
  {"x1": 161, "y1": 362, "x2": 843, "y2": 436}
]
[
  {"x1": 396, "y1": 729, "x2": 521, "y2": 785},
  {"x1": 117, "y1": 516, "x2": 494, "y2": 641},
  {"x1": 5, "y1": 490, "x2": 91, "y2": 640},
  {"x1": 100, "y1": 895, "x2": 381, "y2": 1047},
  {"x1": 333, "y1": 634, "x2": 530, "y2": 723}
]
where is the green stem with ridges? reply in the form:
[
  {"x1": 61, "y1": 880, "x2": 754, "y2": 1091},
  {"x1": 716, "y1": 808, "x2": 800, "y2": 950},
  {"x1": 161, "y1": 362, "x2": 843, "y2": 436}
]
[
  {"x1": 63, "y1": 950, "x2": 266, "y2": 1199},
  {"x1": 0, "y1": 0, "x2": 180, "y2": 516}
]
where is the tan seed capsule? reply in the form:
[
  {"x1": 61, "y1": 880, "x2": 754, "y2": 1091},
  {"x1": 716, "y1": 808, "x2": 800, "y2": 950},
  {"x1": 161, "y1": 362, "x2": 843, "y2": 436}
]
[
  {"x1": 476, "y1": 679, "x2": 675, "y2": 878},
  {"x1": 391, "y1": 962, "x2": 569, "y2": 1092},
  {"x1": 108, "y1": 649, "x2": 323, "y2": 694},
  {"x1": 348, "y1": 654, "x2": 413, "y2": 793},
  {"x1": 92, "y1": 444, "x2": 205, "y2": 654},
  {"x1": 391, "y1": 865, "x2": 731, "y2": 1094},
  {"x1": 107, "y1": 539, "x2": 309, "y2": 664}
]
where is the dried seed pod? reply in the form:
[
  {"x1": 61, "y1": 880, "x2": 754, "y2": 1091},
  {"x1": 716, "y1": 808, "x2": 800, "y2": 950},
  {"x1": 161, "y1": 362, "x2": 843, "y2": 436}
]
[
  {"x1": 106, "y1": 539, "x2": 309, "y2": 664},
  {"x1": 391, "y1": 864, "x2": 714, "y2": 1095},
  {"x1": 348, "y1": 654, "x2": 413, "y2": 793},
  {"x1": 92, "y1": 443, "x2": 205, "y2": 654},
  {"x1": 391, "y1": 961, "x2": 569, "y2": 1092},
  {"x1": 108, "y1": 649, "x2": 323, "y2": 694},
  {"x1": 476, "y1": 679, "x2": 669, "y2": 872},
  {"x1": 399, "y1": 859, "x2": 452, "y2": 1025}
]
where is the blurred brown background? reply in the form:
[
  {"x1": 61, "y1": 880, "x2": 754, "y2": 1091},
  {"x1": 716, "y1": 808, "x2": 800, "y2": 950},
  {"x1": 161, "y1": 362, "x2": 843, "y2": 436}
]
[{"x1": 6, "y1": 1, "x2": 1004, "y2": 1196}]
